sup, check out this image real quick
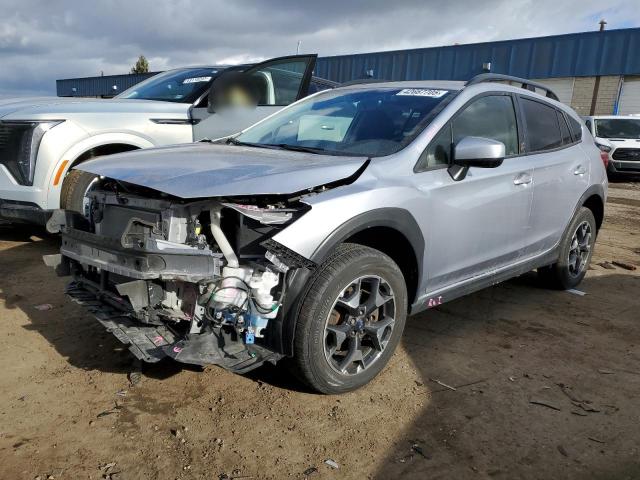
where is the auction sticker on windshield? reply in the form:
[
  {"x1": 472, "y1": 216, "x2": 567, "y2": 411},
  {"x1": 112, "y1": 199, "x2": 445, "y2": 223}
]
[
  {"x1": 396, "y1": 88, "x2": 448, "y2": 97},
  {"x1": 183, "y1": 77, "x2": 212, "y2": 84}
]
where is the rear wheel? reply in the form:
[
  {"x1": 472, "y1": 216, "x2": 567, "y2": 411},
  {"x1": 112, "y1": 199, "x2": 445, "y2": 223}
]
[
  {"x1": 538, "y1": 207, "x2": 596, "y2": 290},
  {"x1": 60, "y1": 169, "x2": 99, "y2": 217},
  {"x1": 292, "y1": 243, "x2": 407, "y2": 394}
]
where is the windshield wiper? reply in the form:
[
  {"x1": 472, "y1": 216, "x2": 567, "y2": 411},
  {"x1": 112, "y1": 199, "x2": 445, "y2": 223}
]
[
  {"x1": 273, "y1": 143, "x2": 326, "y2": 154},
  {"x1": 225, "y1": 137, "x2": 274, "y2": 149},
  {"x1": 226, "y1": 138, "x2": 327, "y2": 154},
  {"x1": 225, "y1": 137, "x2": 246, "y2": 146}
]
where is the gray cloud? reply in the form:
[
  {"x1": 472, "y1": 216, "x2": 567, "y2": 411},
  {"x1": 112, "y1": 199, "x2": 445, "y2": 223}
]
[{"x1": 0, "y1": 0, "x2": 638, "y2": 96}]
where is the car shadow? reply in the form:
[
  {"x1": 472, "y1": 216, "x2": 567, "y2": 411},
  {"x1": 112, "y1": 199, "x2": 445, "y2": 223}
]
[
  {"x1": 373, "y1": 270, "x2": 640, "y2": 479},
  {"x1": 0, "y1": 224, "x2": 207, "y2": 380},
  {"x1": 244, "y1": 360, "x2": 316, "y2": 393},
  {"x1": 0, "y1": 223, "x2": 139, "y2": 375}
]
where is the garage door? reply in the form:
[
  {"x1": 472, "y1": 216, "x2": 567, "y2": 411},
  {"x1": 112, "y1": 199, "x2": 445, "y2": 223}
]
[
  {"x1": 618, "y1": 77, "x2": 640, "y2": 115},
  {"x1": 530, "y1": 78, "x2": 575, "y2": 106}
]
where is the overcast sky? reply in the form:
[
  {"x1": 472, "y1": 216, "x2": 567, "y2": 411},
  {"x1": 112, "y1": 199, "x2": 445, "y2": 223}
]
[{"x1": 0, "y1": 0, "x2": 638, "y2": 97}]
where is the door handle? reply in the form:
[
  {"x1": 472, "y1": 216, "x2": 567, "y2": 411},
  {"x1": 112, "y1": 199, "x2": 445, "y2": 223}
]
[
  {"x1": 513, "y1": 173, "x2": 532, "y2": 185},
  {"x1": 574, "y1": 165, "x2": 587, "y2": 175}
]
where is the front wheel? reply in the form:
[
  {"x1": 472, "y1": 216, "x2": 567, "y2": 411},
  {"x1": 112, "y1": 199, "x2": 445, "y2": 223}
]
[
  {"x1": 292, "y1": 243, "x2": 407, "y2": 394},
  {"x1": 60, "y1": 169, "x2": 99, "y2": 217},
  {"x1": 538, "y1": 207, "x2": 597, "y2": 290}
]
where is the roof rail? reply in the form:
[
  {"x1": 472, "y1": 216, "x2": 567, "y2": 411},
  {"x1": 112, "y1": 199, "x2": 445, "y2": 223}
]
[{"x1": 466, "y1": 73, "x2": 560, "y2": 101}]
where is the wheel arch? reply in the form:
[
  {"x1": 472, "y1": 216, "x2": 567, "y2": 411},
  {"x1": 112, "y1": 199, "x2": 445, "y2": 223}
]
[
  {"x1": 582, "y1": 192, "x2": 604, "y2": 232},
  {"x1": 46, "y1": 134, "x2": 154, "y2": 208},
  {"x1": 548, "y1": 184, "x2": 605, "y2": 266},
  {"x1": 310, "y1": 208, "x2": 424, "y2": 303},
  {"x1": 277, "y1": 208, "x2": 424, "y2": 357},
  {"x1": 68, "y1": 143, "x2": 141, "y2": 170}
]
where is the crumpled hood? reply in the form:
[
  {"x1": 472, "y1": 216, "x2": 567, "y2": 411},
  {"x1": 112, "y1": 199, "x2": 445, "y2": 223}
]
[
  {"x1": 77, "y1": 143, "x2": 368, "y2": 198},
  {"x1": 0, "y1": 96, "x2": 187, "y2": 119}
]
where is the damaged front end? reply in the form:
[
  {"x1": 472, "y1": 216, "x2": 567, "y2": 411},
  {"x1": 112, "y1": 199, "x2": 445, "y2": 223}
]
[{"x1": 45, "y1": 179, "x2": 315, "y2": 373}]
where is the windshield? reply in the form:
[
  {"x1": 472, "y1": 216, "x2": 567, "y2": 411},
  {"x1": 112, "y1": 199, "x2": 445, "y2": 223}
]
[
  {"x1": 117, "y1": 68, "x2": 222, "y2": 103},
  {"x1": 594, "y1": 118, "x2": 640, "y2": 139},
  {"x1": 235, "y1": 87, "x2": 453, "y2": 156}
]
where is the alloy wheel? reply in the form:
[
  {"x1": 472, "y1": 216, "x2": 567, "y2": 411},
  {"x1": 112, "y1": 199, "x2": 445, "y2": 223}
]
[
  {"x1": 568, "y1": 220, "x2": 592, "y2": 277},
  {"x1": 323, "y1": 275, "x2": 396, "y2": 376}
]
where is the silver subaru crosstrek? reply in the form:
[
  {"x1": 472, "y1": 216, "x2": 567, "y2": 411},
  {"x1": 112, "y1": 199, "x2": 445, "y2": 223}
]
[{"x1": 46, "y1": 73, "x2": 607, "y2": 394}]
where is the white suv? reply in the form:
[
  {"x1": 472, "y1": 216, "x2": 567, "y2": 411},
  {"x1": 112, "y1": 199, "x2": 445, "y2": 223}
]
[
  {"x1": 0, "y1": 55, "x2": 333, "y2": 224},
  {"x1": 583, "y1": 115, "x2": 640, "y2": 176}
]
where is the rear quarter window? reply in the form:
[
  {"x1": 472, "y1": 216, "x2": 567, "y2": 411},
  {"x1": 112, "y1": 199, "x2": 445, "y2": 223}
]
[
  {"x1": 568, "y1": 116, "x2": 583, "y2": 141},
  {"x1": 557, "y1": 111, "x2": 573, "y2": 145}
]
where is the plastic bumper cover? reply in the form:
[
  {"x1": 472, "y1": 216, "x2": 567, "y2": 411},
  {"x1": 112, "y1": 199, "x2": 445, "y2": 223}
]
[
  {"x1": 0, "y1": 199, "x2": 51, "y2": 225},
  {"x1": 608, "y1": 160, "x2": 640, "y2": 174}
]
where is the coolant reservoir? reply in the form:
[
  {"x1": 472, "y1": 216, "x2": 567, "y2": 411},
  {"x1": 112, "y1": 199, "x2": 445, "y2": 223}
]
[
  {"x1": 249, "y1": 270, "x2": 280, "y2": 319},
  {"x1": 212, "y1": 266, "x2": 253, "y2": 308}
]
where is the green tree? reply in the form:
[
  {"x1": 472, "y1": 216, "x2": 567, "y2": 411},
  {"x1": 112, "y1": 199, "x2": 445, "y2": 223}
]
[{"x1": 131, "y1": 55, "x2": 149, "y2": 74}]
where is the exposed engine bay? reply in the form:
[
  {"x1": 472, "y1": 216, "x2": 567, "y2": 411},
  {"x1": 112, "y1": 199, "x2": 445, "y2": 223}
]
[{"x1": 45, "y1": 178, "x2": 316, "y2": 373}]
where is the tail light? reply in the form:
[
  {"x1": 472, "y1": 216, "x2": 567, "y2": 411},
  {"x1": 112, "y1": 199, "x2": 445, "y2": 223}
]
[
  {"x1": 595, "y1": 142, "x2": 611, "y2": 169},
  {"x1": 599, "y1": 151, "x2": 609, "y2": 169}
]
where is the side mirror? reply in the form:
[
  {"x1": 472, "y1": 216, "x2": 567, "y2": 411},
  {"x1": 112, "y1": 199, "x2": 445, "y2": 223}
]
[{"x1": 448, "y1": 136, "x2": 505, "y2": 181}]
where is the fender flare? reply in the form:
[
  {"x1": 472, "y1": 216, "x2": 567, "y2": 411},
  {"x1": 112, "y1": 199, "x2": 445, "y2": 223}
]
[
  {"x1": 566, "y1": 183, "x2": 606, "y2": 236},
  {"x1": 275, "y1": 207, "x2": 425, "y2": 356},
  {"x1": 577, "y1": 183, "x2": 605, "y2": 206},
  {"x1": 308, "y1": 207, "x2": 425, "y2": 265}
]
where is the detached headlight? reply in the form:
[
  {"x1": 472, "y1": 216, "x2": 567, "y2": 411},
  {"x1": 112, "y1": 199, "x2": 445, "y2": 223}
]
[
  {"x1": 0, "y1": 120, "x2": 64, "y2": 185},
  {"x1": 222, "y1": 202, "x2": 295, "y2": 225},
  {"x1": 595, "y1": 142, "x2": 612, "y2": 153}
]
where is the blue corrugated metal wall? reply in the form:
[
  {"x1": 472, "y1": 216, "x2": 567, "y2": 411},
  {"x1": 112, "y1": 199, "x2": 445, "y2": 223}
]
[
  {"x1": 56, "y1": 28, "x2": 640, "y2": 97},
  {"x1": 56, "y1": 72, "x2": 159, "y2": 97},
  {"x1": 314, "y1": 28, "x2": 640, "y2": 83}
]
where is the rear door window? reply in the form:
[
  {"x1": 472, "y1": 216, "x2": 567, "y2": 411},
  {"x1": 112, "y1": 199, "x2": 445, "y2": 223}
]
[{"x1": 520, "y1": 97, "x2": 562, "y2": 152}]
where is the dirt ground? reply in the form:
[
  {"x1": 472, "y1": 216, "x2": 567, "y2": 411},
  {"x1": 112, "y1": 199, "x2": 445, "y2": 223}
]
[{"x1": 1, "y1": 181, "x2": 639, "y2": 480}]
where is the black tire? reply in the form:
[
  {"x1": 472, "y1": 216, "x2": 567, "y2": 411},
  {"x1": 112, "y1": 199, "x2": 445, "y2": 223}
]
[
  {"x1": 292, "y1": 243, "x2": 407, "y2": 394},
  {"x1": 60, "y1": 169, "x2": 99, "y2": 215},
  {"x1": 538, "y1": 207, "x2": 597, "y2": 290}
]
